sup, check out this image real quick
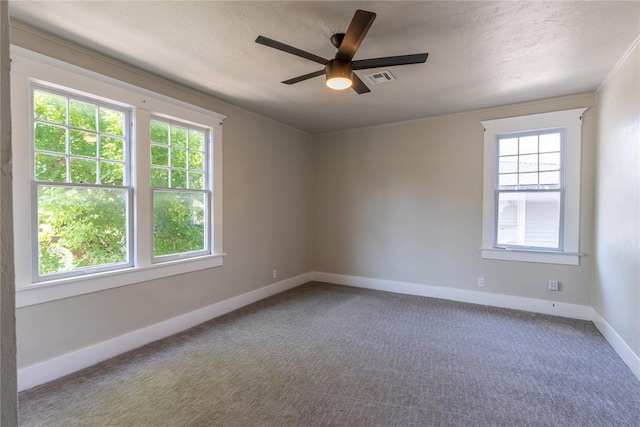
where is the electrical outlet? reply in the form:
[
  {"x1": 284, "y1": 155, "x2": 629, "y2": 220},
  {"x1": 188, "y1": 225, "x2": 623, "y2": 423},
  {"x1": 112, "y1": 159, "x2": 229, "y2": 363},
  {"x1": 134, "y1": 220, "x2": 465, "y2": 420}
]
[
  {"x1": 477, "y1": 277, "x2": 485, "y2": 287},
  {"x1": 272, "y1": 270, "x2": 278, "y2": 279},
  {"x1": 548, "y1": 280, "x2": 559, "y2": 291}
]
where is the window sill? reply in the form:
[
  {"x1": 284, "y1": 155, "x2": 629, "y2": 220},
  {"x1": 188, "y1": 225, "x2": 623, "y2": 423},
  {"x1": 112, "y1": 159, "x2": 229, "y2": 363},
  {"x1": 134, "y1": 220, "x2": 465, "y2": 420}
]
[
  {"x1": 480, "y1": 247, "x2": 581, "y2": 266},
  {"x1": 16, "y1": 253, "x2": 226, "y2": 308}
]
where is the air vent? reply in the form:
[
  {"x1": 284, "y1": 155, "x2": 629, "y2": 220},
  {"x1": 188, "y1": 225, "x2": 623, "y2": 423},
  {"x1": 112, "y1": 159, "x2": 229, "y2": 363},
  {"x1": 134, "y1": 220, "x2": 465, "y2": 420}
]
[{"x1": 364, "y1": 70, "x2": 395, "y2": 85}]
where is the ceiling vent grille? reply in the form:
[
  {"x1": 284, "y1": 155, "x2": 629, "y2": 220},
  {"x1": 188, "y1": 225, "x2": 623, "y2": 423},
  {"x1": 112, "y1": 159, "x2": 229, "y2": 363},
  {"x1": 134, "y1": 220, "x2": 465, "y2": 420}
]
[{"x1": 364, "y1": 70, "x2": 395, "y2": 85}]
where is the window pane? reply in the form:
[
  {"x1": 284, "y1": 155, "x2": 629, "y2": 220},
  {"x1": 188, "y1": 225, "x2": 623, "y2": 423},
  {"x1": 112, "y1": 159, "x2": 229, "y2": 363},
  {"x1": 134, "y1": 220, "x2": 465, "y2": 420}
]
[
  {"x1": 99, "y1": 108, "x2": 124, "y2": 136},
  {"x1": 171, "y1": 148, "x2": 187, "y2": 168},
  {"x1": 518, "y1": 154, "x2": 538, "y2": 172},
  {"x1": 153, "y1": 191, "x2": 205, "y2": 257},
  {"x1": 34, "y1": 90, "x2": 66, "y2": 124},
  {"x1": 35, "y1": 123, "x2": 66, "y2": 153},
  {"x1": 171, "y1": 170, "x2": 187, "y2": 188},
  {"x1": 150, "y1": 120, "x2": 169, "y2": 144},
  {"x1": 540, "y1": 171, "x2": 561, "y2": 187},
  {"x1": 539, "y1": 133, "x2": 561, "y2": 152},
  {"x1": 539, "y1": 152, "x2": 560, "y2": 171},
  {"x1": 69, "y1": 100, "x2": 97, "y2": 131},
  {"x1": 518, "y1": 172, "x2": 538, "y2": 187},
  {"x1": 151, "y1": 167, "x2": 169, "y2": 187},
  {"x1": 498, "y1": 155, "x2": 518, "y2": 174},
  {"x1": 70, "y1": 158, "x2": 97, "y2": 184},
  {"x1": 70, "y1": 129, "x2": 97, "y2": 157},
  {"x1": 499, "y1": 138, "x2": 518, "y2": 156},
  {"x1": 189, "y1": 129, "x2": 204, "y2": 150},
  {"x1": 35, "y1": 153, "x2": 66, "y2": 182},
  {"x1": 189, "y1": 172, "x2": 204, "y2": 190},
  {"x1": 100, "y1": 161, "x2": 124, "y2": 186},
  {"x1": 188, "y1": 151, "x2": 203, "y2": 170},
  {"x1": 171, "y1": 126, "x2": 187, "y2": 148},
  {"x1": 519, "y1": 135, "x2": 538, "y2": 154},
  {"x1": 497, "y1": 191, "x2": 561, "y2": 249},
  {"x1": 37, "y1": 185, "x2": 128, "y2": 276},
  {"x1": 498, "y1": 173, "x2": 517, "y2": 188},
  {"x1": 101, "y1": 137, "x2": 124, "y2": 161},
  {"x1": 151, "y1": 145, "x2": 168, "y2": 166}
]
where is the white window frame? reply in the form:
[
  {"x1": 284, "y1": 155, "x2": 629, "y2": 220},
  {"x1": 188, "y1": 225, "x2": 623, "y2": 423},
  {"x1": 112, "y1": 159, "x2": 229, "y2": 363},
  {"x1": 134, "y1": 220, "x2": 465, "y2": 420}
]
[
  {"x1": 148, "y1": 115, "x2": 212, "y2": 263},
  {"x1": 11, "y1": 47, "x2": 225, "y2": 307},
  {"x1": 480, "y1": 108, "x2": 586, "y2": 265},
  {"x1": 31, "y1": 85, "x2": 135, "y2": 281}
]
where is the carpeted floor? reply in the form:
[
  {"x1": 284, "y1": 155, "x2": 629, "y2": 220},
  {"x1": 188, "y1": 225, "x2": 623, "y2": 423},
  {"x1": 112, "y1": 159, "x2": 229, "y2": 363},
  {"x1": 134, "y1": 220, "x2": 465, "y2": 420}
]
[{"x1": 18, "y1": 282, "x2": 640, "y2": 426}]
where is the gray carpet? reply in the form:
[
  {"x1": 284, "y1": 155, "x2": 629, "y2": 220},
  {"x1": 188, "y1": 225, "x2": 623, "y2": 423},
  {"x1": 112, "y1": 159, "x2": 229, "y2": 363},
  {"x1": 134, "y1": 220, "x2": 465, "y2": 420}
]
[{"x1": 18, "y1": 282, "x2": 640, "y2": 426}]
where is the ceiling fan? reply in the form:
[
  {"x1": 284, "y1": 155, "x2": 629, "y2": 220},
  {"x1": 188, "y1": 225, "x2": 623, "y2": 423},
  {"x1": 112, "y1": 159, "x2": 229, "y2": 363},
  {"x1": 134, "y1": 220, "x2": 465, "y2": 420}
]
[{"x1": 255, "y1": 9, "x2": 429, "y2": 94}]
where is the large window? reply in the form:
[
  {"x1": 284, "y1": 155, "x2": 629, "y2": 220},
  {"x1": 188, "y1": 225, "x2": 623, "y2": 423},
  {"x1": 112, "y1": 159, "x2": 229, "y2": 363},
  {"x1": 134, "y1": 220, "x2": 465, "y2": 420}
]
[
  {"x1": 12, "y1": 48, "x2": 224, "y2": 307},
  {"x1": 32, "y1": 88, "x2": 132, "y2": 279},
  {"x1": 481, "y1": 108, "x2": 586, "y2": 265}
]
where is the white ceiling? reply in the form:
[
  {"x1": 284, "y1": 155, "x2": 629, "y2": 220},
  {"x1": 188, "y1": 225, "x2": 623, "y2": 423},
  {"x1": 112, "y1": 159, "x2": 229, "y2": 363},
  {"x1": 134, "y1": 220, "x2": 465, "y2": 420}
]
[{"x1": 10, "y1": 1, "x2": 640, "y2": 134}]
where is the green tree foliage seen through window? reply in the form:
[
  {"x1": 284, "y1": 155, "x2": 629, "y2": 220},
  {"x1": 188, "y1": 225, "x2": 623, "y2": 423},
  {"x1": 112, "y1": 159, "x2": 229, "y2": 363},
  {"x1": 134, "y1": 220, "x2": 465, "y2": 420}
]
[{"x1": 150, "y1": 119, "x2": 208, "y2": 257}]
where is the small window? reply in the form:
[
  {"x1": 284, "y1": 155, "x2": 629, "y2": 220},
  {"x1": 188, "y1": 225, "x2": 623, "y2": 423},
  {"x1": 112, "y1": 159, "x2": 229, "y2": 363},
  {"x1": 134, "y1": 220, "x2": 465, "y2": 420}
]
[
  {"x1": 495, "y1": 129, "x2": 564, "y2": 250},
  {"x1": 480, "y1": 108, "x2": 586, "y2": 265}
]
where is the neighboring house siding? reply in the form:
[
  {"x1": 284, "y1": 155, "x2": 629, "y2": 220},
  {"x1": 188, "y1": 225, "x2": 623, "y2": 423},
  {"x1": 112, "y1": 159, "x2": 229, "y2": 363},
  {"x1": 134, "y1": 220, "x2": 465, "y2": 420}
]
[{"x1": 525, "y1": 200, "x2": 560, "y2": 247}]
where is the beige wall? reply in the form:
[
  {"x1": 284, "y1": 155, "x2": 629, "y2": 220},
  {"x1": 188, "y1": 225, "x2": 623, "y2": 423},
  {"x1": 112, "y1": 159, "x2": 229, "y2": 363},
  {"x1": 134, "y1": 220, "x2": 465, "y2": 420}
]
[
  {"x1": 313, "y1": 93, "x2": 597, "y2": 305},
  {"x1": 13, "y1": 26, "x2": 313, "y2": 367},
  {"x1": 594, "y1": 43, "x2": 640, "y2": 357}
]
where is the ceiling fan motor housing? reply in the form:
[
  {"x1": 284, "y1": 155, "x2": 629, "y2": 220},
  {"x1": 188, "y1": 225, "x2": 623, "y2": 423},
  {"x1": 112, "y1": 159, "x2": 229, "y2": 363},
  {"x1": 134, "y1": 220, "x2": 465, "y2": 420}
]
[{"x1": 326, "y1": 59, "x2": 353, "y2": 80}]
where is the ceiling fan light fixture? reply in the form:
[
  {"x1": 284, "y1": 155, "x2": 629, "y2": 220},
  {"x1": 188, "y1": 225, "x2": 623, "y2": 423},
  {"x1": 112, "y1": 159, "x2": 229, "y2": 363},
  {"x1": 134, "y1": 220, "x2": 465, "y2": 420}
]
[
  {"x1": 255, "y1": 9, "x2": 428, "y2": 95},
  {"x1": 325, "y1": 59, "x2": 353, "y2": 91}
]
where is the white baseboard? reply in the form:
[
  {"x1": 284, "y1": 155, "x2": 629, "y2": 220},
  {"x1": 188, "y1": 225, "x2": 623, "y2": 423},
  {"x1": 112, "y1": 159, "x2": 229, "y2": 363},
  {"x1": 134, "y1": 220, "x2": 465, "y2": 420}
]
[
  {"x1": 311, "y1": 271, "x2": 593, "y2": 320},
  {"x1": 591, "y1": 310, "x2": 640, "y2": 381},
  {"x1": 18, "y1": 272, "x2": 311, "y2": 392}
]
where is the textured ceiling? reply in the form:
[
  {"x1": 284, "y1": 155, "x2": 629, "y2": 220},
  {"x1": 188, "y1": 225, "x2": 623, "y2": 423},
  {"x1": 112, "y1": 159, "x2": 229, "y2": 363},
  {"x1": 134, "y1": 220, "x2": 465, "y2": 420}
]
[{"x1": 10, "y1": 1, "x2": 640, "y2": 134}]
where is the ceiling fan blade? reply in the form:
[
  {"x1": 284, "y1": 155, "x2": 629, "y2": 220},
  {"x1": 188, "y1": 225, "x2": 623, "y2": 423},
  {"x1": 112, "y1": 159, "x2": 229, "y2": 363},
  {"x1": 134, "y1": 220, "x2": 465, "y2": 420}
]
[
  {"x1": 351, "y1": 73, "x2": 371, "y2": 94},
  {"x1": 282, "y1": 70, "x2": 325, "y2": 85},
  {"x1": 336, "y1": 10, "x2": 376, "y2": 61},
  {"x1": 256, "y1": 36, "x2": 328, "y2": 65},
  {"x1": 352, "y1": 53, "x2": 429, "y2": 70}
]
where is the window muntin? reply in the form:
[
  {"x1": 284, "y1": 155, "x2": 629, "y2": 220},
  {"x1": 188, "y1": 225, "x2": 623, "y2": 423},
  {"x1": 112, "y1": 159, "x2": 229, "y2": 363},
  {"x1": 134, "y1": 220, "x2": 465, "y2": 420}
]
[
  {"x1": 150, "y1": 117, "x2": 210, "y2": 260},
  {"x1": 494, "y1": 129, "x2": 565, "y2": 250},
  {"x1": 32, "y1": 87, "x2": 132, "y2": 280},
  {"x1": 149, "y1": 118, "x2": 206, "y2": 190},
  {"x1": 34, "y1": 89, "x2": 127, "y2": 186}
]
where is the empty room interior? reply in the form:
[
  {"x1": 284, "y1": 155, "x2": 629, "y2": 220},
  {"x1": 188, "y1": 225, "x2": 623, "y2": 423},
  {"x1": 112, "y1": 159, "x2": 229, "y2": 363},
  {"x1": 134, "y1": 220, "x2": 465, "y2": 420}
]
[{"x1": 1, "y1": 1, "x2": 639, "y2": 425}]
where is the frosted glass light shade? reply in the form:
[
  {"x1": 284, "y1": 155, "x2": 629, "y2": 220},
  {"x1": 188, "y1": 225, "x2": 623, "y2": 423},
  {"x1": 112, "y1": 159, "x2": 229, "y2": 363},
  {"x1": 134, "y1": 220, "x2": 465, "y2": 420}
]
[{"x1": 326, "y1": 76, "x2": 352, "y2": 90}]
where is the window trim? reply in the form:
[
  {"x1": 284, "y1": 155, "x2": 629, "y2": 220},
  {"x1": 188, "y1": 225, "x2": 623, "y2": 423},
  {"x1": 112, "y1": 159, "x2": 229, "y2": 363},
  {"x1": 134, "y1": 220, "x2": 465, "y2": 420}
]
[
  {"x1": 11, "y1": 46, "x2": 225, "y2": 307},
  {"x1": 480, "y1": 108, "x2": 587, "y2": 265}
]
